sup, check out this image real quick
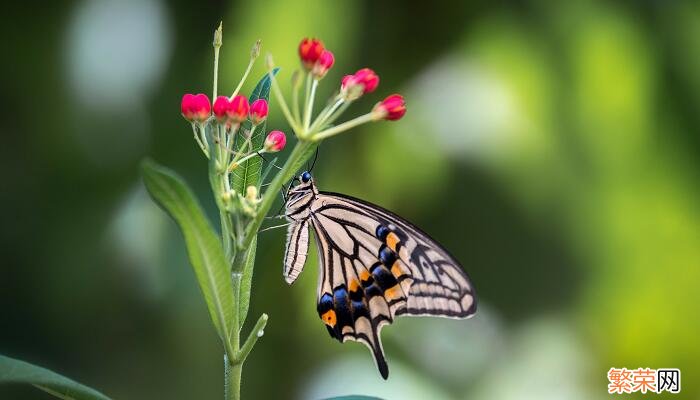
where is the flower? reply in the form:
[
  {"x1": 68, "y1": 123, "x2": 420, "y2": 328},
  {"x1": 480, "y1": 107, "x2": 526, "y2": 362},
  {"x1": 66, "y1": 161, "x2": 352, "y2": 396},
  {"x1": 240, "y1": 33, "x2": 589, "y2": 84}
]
[
  {"x1": 213, "y1": 96, "x2": 231, "y2": 121},
  {"x1": 312, "y1": 50, "x2": 335, "y2": 79},
  {"x1": 373, "y1": 94, "x2": 406, "y2": 121},
  {"x1": 228, "y1": 95, "x2": 249, "y2": 122},
  {"x1": 341, "y1": 68, "x2": 379, "y2": 100},
  {"x1": 264, "y1": 130, "x2": 286, "y2": 152},
  {"x1": 181, "y1": 93, "x2": 211, "y2": 122},
  {"x1": 298, "y1": 38, "x2": 324, "y2": 69},
  {"x1": 250, "y1": 99, "x2": 269, "y2": 125}
]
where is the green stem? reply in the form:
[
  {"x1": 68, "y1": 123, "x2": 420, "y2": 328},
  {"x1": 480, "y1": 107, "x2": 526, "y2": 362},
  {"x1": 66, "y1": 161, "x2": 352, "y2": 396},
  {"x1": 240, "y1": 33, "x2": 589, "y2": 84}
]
[
  {"x1": 312, "y1": 112, "x2": 374, "y2": 141},
  {"x1": 237, "y1": 313, "x2": 268, "y2": 362},
  {"x1": 231, "y1": 58, "x2": 255, "y2": 99},
  {"x1": 224, "y1": 355, "x2": 242, "y2": 400},
  {"x1": 268, "y1": 67, "x2": 302, "y2": 134},
  {"x1": 309, "y1": 97, "x2": 344, "y2": 132},
  {"x1": 303, "y1": 78, "x2": 318, "y2": 131}
]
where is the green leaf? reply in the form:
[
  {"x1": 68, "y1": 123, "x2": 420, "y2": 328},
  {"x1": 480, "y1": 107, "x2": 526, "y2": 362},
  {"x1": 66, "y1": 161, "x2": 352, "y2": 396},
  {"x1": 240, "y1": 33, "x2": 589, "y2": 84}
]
[
  {"x1": 0, "y1": 354, "x2": 112, "y2": 400},
  {"x1": 238, "y1": 237, "x2": 256, "y2": 326},
  {"x1": 141, "y1": 159, "x2": 234, "y2": 340},
  {"x1": 231, "y1": 68, "x2": 279, "y2": 194}
]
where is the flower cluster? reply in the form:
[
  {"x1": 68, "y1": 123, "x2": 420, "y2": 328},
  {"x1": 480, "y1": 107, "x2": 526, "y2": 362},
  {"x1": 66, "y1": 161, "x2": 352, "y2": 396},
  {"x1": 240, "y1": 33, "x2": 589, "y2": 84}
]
[
  {"x1": 181, "y1": 92, "x2": 283, "y2": 156},
  {"x1": 178, "y1": 32, "x2": 407, "y2": 219},
  {"x1": 267, "y1": 37, "x2": 406, "y2": 142}
]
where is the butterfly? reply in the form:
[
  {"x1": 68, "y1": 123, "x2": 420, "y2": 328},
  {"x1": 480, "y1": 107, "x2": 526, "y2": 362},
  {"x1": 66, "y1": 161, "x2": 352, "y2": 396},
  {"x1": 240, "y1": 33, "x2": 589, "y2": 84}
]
[{"x1": 283, "y1": 171, "x2": 477, "y2": 379}]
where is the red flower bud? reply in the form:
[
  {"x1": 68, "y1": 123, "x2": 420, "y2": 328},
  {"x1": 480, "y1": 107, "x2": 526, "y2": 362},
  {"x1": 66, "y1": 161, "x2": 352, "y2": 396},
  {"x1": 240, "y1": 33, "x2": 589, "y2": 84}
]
[
  {"x1": 264, "y1": 130, "x2": 286, "y2": 152},
  {"x1": 181, "y1": 93, "x2": 211, "y2": 122},
  {"x1": 298, "y1": 38, "x2": 324, "y2": 70},
  {"x1": 353, "y1": 68, "x2": 380, "y2": 93},
  {"x1": 340, "y1": 68, "x2": 379, "y2": 100},
  {"x1": 312, "y1": 50, "x2": 335, "y2": 79},
  {"x1": 213, "y1": 96, "x2": 231, "y2": 121},
  {"x1": 373, "y1": 94, "x2": 406, "y2": 121},
  {"x1": 227, "y1": 95, "x2": 249, "y2": 122},
  {"x1": 250, "y1": 99, "x2": 269, "y2": 125},
  {"x1": 341, "y1": 75, "x2": 353, "y2": 88}
]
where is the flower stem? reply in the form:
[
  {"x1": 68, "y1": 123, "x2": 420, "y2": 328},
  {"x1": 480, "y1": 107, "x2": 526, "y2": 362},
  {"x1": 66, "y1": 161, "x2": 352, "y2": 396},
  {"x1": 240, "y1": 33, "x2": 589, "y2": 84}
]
[
  {"x1": 213, "y1": 22, "x2": 222, "y2": 99},
  {"x1": 309, "y1": 97, "x2": 344, "y2": 132},
  {"x1": 267, "y1": 60, "x2": 302, "y2": 134},
  {"x1": 312, "y1": 112, "x2": 374, "y2": 141},
  {"x1": 303, "y1": 78, "x2": 318, "y2": 131}
]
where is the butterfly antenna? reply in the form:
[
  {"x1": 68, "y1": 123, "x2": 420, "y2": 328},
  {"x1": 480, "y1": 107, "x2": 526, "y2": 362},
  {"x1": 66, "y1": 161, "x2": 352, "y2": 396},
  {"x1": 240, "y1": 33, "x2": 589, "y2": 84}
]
[
  {"x1": 256, "y1": 151, "x2": 283, "y2": 170},
  {"x1": 308, "y1": 146, "x2": 320, "y2": 172}
]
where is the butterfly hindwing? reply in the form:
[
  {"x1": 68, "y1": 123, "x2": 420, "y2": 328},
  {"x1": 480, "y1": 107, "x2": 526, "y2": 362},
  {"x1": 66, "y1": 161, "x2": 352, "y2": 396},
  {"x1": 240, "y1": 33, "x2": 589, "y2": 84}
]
[
  {"x1": 305, "y1": 192, "x2": 476, "y2": 378},
  {"x1": 284, "y1": 220, "x2": 309, "y2": 284},
  {"x1": 282, "y1": 174, "x2": 477, "y2": 379}
]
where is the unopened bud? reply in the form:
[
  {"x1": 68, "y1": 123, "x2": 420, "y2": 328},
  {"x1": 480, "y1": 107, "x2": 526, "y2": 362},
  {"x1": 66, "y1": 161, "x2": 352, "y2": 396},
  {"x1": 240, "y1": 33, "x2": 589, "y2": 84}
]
[
  {"x1": 246, "y1": 185, "x2": 258, "y2": 201},
  {"x1": 213, "y1": 22, "x2": 223, "y2": 49},
  {"x1": 251, "y1": 39, "x2": 261, "y2": 59}
]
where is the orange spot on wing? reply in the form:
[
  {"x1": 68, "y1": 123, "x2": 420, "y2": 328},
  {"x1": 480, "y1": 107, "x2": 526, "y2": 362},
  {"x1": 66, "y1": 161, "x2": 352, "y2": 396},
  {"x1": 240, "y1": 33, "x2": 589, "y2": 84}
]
[
  {"x1": 384, "y1": 284, "x2": 402, "y2": 300},
  {"x1": 349, "y1": 279, "x2": 360, "y2": 292},
  {"x1": 321, "y1": 310, "x2": 337, "y2": 326},
  {"x1": 360, "y1": 270, "x2": 370, "y2": 282},
  {"x1": 391, "y1": 260, "x2": 405, "y2": 277},
  {"x1": 386, "y1": 232, "x2": 400, "y2": 251}
]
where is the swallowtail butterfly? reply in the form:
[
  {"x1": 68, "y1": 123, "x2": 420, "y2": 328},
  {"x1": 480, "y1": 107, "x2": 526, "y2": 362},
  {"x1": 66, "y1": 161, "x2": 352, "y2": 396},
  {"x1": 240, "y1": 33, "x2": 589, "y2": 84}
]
[{"x1": 284, "y1": 171, "x2": 477, "y2": 378}]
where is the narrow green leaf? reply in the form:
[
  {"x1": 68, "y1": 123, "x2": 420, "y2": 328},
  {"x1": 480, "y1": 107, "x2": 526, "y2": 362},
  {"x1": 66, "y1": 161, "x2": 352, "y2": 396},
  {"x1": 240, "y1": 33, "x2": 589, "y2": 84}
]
[
  {"x1": 238, "y1": 237, "x2": 256, "y2": 326},
  {"x1": 231, "y1": 68, "x2": 279, "y2": 194},
  {"x1": 141, "y1": 159, "x2": 234, "y2": 340},
  {"x1": 0, "y1": 355, "x2": 112, "y2": 400}
]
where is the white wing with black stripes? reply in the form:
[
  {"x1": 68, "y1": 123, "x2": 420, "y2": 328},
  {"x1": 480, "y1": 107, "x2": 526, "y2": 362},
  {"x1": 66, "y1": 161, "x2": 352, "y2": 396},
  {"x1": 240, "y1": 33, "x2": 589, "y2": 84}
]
[{"x1": 283, "y1": 172, "x2": 477, "y2": 379}]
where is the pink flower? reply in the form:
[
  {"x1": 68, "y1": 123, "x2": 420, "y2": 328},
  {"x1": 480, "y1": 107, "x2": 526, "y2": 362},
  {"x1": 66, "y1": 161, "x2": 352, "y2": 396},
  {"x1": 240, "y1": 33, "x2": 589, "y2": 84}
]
[
  {"x1": 312, "y1": 50, "x2": 335, "y2": 79},
  {"x1": 213, "y1": 96, "x2": 231, "y2": 121},
  {"x1": 264, "y1": 130, "x2": 286, "y2": 152},
  {"x1": 298, "y1": 38, "x2": 324, "y2": 70},
  {"x1": 227, "y1": 95, "x2": 249, "y2": 122},
  {"x1": 181, "y1": 93, "x2": 211, "y2": 122},
  {"x1": 250, "y1": 99, "x2": 269, "y2": 125},
  {"x1": 342, "y1": 68, "x2": 379, "y2": 94},
  {"x1": 373, "y1": 94, "x2": 406, "y2": 121}
]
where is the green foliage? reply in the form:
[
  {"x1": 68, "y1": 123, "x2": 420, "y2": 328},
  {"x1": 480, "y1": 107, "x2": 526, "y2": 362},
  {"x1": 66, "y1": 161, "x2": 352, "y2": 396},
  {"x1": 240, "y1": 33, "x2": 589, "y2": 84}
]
[
  {"x1": 238, "y1": 237, "x2": 256, "y2": 326},
  {"x1": 231, "y1": 68, "x2": 279, "y2": 194},
  {"x1": 0, "y1": 355, "x2": 112, "y2": 400},
  {"x1": 141, "y1": 159, "x2": 234, "y2": 342}
]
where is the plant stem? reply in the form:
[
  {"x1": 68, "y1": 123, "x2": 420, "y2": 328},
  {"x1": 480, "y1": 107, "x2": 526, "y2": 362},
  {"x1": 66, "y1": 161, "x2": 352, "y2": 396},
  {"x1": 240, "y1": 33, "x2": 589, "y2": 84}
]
[
  {"x1": 224, "y1": 355, "x2": 242, "y2": 400},
  {"x1": 303, "y1": 78, "x2": 318, "y2": 131},
  {"x1": 312, "y1": 112, "x2": 374, "y2": 141},
  {"x1": 267, "y1": 66, "x2": 302, "y2": 134}
]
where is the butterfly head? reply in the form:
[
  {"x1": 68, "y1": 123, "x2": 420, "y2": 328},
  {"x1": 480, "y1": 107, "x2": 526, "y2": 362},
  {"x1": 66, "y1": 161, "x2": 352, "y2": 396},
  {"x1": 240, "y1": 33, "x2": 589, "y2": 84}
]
[
  {"x1": 301, "y1": 171, "x2": 312, "y2": 183},
  {"x1": 285, "y1": 171, "x2": 318, "y2": 214}
]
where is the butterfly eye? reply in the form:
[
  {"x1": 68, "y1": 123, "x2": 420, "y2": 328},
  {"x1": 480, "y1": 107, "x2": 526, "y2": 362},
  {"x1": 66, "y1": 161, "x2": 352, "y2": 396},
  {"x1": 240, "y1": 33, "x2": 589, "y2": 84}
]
[{"x1": 301, "y1": 171, "x2": 312, "y2": 183}]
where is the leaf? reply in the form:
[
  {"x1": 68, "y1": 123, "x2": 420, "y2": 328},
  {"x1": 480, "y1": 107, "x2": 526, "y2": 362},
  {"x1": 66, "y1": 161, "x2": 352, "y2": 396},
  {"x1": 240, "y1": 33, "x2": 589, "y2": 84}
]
[
  {"x1": 231, "y1": 68, "x2": 279, "y2": 194},
  {"x1": 238, "y1": 237, "x2": 256, "y2": 326},
  {"x1": 0, "y1": 354, "x2": 112, "y2": 400},
  {"x1": 141, "y1": 159, "x2": 234, "y2": 340}
]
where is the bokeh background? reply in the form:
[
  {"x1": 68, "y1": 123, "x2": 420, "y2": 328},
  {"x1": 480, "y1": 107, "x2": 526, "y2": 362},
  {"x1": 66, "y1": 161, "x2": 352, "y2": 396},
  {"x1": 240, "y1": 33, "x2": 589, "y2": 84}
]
[{"x1": 2, "y1": 1, "x2": 699, "y2": 399}]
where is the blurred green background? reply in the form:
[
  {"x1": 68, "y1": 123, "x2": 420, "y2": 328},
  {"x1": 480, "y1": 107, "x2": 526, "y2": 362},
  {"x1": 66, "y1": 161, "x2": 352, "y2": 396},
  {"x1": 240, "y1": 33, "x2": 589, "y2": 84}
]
[{"x1": 2, "y1": 0, "x2": 699, "y2": 399}]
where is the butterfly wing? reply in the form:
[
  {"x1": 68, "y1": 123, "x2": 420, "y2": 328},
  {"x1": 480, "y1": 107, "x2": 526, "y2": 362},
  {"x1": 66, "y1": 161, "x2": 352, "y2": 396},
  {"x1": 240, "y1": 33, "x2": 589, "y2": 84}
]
[
  {"x1": 284, "y1": 220, "x2": 310, "y2": 285},
  {"x1": 308, "y1": 192, "x2": 477, "y2": 379}
]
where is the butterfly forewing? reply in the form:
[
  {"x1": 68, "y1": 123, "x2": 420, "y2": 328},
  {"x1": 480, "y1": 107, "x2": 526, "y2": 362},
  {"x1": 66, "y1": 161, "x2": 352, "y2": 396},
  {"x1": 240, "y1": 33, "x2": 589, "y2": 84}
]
[{"x1": 282, "y1": 178, "x2": 477, "y2": 379}]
